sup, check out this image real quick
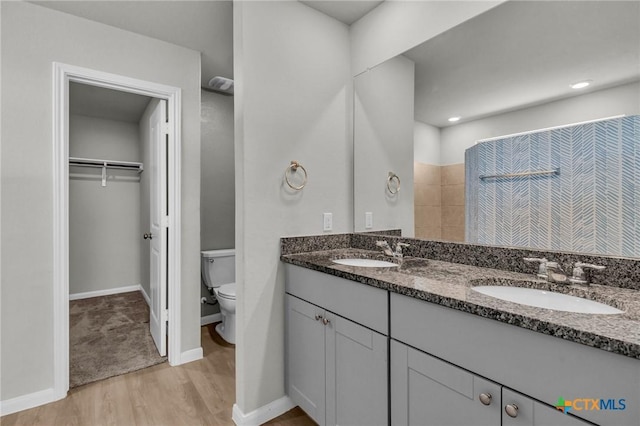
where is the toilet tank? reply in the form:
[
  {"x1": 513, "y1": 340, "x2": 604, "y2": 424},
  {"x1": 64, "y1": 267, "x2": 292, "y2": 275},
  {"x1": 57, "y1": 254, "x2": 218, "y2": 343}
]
[{"x1": 201, "y1": 249, "x2": 235, "y2": 289}]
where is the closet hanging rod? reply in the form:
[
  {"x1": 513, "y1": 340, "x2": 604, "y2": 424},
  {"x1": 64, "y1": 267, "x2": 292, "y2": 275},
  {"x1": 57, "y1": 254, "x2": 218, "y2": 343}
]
[{"x1": 69, "y1": 156, "x2": 144, "y2": 173}]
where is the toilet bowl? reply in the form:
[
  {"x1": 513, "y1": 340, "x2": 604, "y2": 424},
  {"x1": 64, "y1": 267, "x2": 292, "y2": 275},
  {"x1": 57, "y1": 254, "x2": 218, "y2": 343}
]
[
  {"x1": 213, "y1": 283, "x2": 236, "y2": 344},
  {"x1": 201, "y1": 249, "x2": 236, "y2": 344}
]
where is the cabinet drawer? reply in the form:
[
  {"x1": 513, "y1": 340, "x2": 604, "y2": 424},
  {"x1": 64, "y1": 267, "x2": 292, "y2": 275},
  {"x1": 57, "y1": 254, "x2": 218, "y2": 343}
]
[
  {"x1": 390, "y1": 293, "x2": 639, "y2": 426},
  {"x1": 285, "y1": 264, "x2": 388, "y2": 335}
]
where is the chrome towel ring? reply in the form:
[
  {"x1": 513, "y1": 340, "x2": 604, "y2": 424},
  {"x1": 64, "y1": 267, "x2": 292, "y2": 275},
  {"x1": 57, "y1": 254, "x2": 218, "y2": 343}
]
[
  {"x1": 285, "y1": 160, "x2": 308, "y2": 190},
  {"x1": 387, "y1": 172, "x2": 400, "y2": 194}
]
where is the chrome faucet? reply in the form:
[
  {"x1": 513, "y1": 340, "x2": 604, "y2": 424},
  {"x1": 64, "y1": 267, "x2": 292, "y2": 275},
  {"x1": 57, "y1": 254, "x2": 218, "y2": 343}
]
[
  {"x1": 376, "y1": 241, "x2": 410, "y2": 258},
  {"x1": 545, "y1": 262, "x2": 569, "y2": 283},
  {"x1": 394, "y1": 242, "x2": 410, "y2": 258},
  {"x1": 376, "y1": 241, "x2": 394, "y2": 257},
  {"x1": 523, "y1": 257, "x2": 549, "y2": 279},
  {"x1": 569, "y1": 262, "x2": 605, "y2": 285}
]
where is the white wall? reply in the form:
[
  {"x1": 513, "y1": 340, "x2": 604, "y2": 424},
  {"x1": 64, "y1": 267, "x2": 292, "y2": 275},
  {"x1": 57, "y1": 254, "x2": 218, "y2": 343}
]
[
  {"x1": 1, "y1": 2, "x2": 201, "y2": 402},
  {"x1": 234, "y1": 0, "x2": 352, "y2": 414},
  {"x1": 69, "y1": 114, "x2": 142, "y2": 295},
  {"x1": 350, "y1": 0, "x2": 504, "y2": 75},
  {"x1": 414, "y1": 120, "x2": 440, "y2": 165},
  {"x1": 440, "y1": 81, "x2": 640, "y2": 165},
  {"x1": 354, "y1": 55, "x2": 415, "y2": 234}
]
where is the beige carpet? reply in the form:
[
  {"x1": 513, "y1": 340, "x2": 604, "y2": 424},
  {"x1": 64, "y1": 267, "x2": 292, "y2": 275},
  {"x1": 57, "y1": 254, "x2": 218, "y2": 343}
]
[{"x1": 69, "y1": 291, "x2": 166, "y2": 388}]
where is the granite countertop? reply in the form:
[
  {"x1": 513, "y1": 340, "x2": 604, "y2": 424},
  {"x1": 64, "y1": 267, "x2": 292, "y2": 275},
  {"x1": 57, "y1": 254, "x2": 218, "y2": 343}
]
[{"x1": 281, "y1": 248, "x2": 640, "y2": 359}]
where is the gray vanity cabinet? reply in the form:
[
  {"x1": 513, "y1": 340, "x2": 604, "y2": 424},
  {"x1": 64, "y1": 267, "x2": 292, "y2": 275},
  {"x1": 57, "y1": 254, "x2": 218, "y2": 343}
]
[
  {"x1": 285, "y1": 265, "x2": 389, "y2": 426},
  {"x1": 325, "y1": 310, "x2": 388, "y2": 426},
  {"x1": 390, "y1": 340, "x2": 591, "y2": 426},
  {"x1": 390, "y1": 293, "x2": 626, "y2": 426},
  {"x1": 390, "y1": 340, "x2": 501, "y2": 426},
  {"x1": 286, "y1": 294, "x2": 327, "y2": 425},
  {"x1": 286, "y1": 294, "x2": 388, "y2": 426}
]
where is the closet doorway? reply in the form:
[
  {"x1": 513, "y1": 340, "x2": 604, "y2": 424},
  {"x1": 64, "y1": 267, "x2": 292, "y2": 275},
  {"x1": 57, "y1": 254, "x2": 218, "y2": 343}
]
[
  {"x1": 68, "y1": 82, "x2": 165, "y2": 388},
  {"x1": 53, "y1": 63, "x2": 183, "y2": 400}
]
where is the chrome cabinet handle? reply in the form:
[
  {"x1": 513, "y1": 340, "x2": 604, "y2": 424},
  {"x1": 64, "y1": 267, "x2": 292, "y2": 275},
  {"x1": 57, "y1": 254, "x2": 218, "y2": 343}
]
[
  {"x1": 314, "y1": 314, "x2": 323, "y2": 321},
  {"x1": 479, "y1": 393, "x2": 492, "y2": 405},
  {"x1": 505, "y1": 404, "x2": 518, "y2": 418},
  {"x1": 143, "y1": 233, "x2": 153, "y2": 240}
]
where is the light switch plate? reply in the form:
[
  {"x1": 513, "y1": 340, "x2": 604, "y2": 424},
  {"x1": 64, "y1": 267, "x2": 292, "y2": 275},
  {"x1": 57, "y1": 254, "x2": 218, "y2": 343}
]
[
  {"x1": 365, "y1": 212, "x2": 373, "y2": 229},
  {"x1": 323, "y1": 213, "x2": 333, "y2": 231}
]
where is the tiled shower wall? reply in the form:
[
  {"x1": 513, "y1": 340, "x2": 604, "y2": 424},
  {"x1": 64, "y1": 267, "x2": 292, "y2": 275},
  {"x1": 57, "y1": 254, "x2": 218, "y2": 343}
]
[
  {"x1": 414, "y1": 162, "x2": 465, "y2": 241},
  {"x1": 466, "y1": 115, "x2": 640, "y2": 257}
]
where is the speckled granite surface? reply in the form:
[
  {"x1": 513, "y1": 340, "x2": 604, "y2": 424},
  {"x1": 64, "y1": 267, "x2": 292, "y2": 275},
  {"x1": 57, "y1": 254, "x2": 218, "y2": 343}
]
[
  {"x1": 350, "y1": 234, "x2": 640, "y2": 290},
  {"x1": 280, "y1": 233, "x2": 351, "y2": 255},
  {"x1": 281, "y1": 248, "x2": 640, "y2": 359}
]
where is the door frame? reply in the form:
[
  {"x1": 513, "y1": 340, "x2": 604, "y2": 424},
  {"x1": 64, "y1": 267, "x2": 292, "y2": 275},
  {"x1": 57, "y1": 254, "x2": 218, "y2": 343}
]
[{"x1": 52, "y1": 62, "x2": 182, "y2": 399}]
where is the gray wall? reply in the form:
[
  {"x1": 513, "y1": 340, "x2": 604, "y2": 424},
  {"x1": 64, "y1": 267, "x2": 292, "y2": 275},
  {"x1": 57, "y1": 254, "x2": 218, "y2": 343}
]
[
  {"x1": 353, "y1": 55, "x2": 415, "y2": 235},
  {"x1": 440, "y1": 81, "x2": 640, "y2": 165},
  {"x1": 1, "y1": 1, "x2": 201, "y2": 402},
  {"x1": 201, "y1": 90, "x2": 235, "y2": 250},
  {"x1": 414, "y1": 121, "x2": 440, "y2": 165},
  {"x1": 200, "y1": 90, "x2": 235, "y2": 318},
  {"x1": 69, "y1": 114, "x2": 142, "y2": 295},
  {"x1": 234, "y1": 0, "x2": 352, "y2": 413}
]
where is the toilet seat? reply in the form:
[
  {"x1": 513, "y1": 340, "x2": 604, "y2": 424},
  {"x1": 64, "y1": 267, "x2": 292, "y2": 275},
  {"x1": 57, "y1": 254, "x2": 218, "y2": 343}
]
[{"x1": 217, "y1": 283, "x2": 236, "y2": 300}]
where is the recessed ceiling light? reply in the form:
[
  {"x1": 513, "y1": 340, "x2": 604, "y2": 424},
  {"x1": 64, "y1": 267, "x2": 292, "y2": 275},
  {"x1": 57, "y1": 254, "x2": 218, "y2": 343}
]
[
  {"x1": 448, "y1": 116, "x2": 461, "y2": 122},
  {"x1": 570, "y1": 80, "x2": 592, "y2": 89}
]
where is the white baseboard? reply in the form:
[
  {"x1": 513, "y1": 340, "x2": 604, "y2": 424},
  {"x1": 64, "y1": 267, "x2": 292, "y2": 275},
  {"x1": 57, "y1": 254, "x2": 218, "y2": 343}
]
[
  {"x1": 232, "y1": 396, "x2": 295, "y2": 426},
  {"x1": 139, "y1": 285, "x2": 151, "y2": 306},
  {"x1": 69, "y1": 284, "x2": 142, "y2": 301},
  {"x1": 0, "y1": 387, "x2": 60, "y2": 417},
  {"x1": 178, "y1": 347, "x2": 203, "y2": 365},
  {"x1": 201, "y1": 313, "x2": 222, "y2": 326}
]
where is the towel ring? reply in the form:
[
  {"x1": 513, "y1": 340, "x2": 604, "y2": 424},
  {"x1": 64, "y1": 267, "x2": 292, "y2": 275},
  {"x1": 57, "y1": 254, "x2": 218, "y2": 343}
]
[
  {"x1": 387, "y1": 172, "x2": 400, "y2": 194},
  {"x1": 285, "y1": 160, "x2": 308, "y2": 190}
]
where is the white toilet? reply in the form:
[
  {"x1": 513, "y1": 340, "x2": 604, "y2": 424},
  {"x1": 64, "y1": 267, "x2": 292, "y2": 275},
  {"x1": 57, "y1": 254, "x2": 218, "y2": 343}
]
[{"x1": 201, "y1": 249, "x2": 236, "y2": 344}]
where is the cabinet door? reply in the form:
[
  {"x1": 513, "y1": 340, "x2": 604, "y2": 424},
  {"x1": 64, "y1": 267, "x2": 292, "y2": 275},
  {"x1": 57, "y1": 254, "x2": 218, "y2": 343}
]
[
  {"x1": 286, "y1": 295, "x2": 326, "y2": 425},
  {"x1": 325, "y1": 312, "x2": 388, "y2": 426},
  {"x1": 502, "y1": 388, "x2": 593, "y2": 426},
  {"x1": 391, "y1": 340, "x2": 501, "y2": 426}
]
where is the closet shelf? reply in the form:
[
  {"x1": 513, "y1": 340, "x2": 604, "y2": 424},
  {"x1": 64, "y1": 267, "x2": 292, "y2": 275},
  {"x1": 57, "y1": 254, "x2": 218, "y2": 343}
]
[{"x1": 69, "y1": 157, "x2": 143, "y2": 187}]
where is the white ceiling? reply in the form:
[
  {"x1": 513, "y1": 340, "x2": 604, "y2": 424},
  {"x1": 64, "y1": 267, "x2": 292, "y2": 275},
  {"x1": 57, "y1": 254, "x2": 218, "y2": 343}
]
[
  {"x1": 300, "y1": 0, "x2": 384, "y2": 25},
  {"x1": 404, "y1": 1, "x2": 640, "y2": 128},
  {"x1": 70, "y1": 82, "x2": 152, "y2": 123}
]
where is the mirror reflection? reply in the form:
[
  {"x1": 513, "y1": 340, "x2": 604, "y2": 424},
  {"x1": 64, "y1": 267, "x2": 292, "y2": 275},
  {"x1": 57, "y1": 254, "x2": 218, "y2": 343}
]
[{"x1": 353, "y1": 0, "x2": 640, "y2": 257}]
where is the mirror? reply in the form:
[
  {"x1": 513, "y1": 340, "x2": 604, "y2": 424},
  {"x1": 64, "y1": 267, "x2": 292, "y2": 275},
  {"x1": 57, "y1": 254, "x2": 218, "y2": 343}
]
[{"x1": 353, "y1": 0, "x2": 640, "y2": 258}]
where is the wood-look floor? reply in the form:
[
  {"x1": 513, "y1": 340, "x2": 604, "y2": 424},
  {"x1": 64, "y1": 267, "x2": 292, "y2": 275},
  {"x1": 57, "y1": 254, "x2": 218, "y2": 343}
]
[{"x1": 2, "y1": 324, "x2": 315, "y2": 426}]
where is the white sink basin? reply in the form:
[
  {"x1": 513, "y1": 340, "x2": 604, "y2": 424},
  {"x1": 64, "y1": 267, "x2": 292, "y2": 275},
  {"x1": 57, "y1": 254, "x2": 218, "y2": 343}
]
[
  {"x1": 472, "y1": 286, "x2": 623, "y2": 314},
  {"x1": 332, "y1": 258, "x2": 398, "y2": 268}
]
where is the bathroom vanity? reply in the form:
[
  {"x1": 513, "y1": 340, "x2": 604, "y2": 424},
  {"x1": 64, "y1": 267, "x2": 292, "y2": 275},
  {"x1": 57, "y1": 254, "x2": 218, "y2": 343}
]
[{"x1": 282, "y1": 237, "x2": 640, "y2": 426}]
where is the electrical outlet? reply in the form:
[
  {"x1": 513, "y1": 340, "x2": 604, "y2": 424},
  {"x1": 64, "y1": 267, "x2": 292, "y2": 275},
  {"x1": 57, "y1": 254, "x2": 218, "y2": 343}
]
[
  {"x1": 323, "y1": 212, "x2": 333, "y2": 231},
  {"x1": 365, "y1": 212, "x2": 373, "y2": 229}
]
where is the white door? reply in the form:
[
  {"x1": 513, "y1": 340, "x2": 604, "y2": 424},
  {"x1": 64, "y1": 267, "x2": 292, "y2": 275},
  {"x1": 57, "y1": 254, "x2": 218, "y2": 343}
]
[{"x1": 148, "y1": 99, "x2": 167, "y2": 356}]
